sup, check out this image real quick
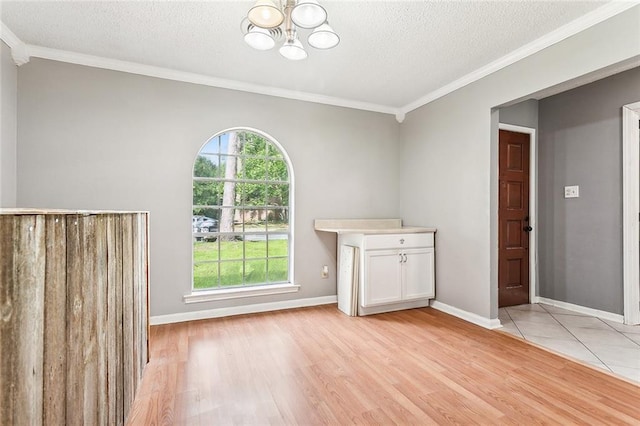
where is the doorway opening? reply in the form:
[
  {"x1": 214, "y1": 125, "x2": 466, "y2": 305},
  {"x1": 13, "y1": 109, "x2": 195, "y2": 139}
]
[{"x1": 498, "y1": 124, "x2": 537, "y2": 308}]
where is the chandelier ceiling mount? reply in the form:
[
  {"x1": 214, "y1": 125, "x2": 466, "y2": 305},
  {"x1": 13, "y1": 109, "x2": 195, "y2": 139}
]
[{"x1": 241, "y1": 0, "x2": 340, "y2": 61}]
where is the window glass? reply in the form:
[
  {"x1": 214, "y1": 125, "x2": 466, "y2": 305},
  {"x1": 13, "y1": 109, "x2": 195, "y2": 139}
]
[{"x1": 192, "y1": 130, "x2": 292, "y2": 290}]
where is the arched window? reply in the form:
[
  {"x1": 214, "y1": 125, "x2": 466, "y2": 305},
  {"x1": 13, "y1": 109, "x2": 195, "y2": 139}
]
[{"x1": 192, "y1": 129, "x2": 292, "y2": 290}]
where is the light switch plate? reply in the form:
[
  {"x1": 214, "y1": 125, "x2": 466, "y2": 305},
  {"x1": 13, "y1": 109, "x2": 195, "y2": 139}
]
[{"x1": 564, "y1": 185, "x2": 579, "y2": 198}]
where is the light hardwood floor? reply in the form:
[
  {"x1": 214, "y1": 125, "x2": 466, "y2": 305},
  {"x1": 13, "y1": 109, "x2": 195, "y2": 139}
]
[{"x1": 127, "y1": 305, "x2": 640, "y2": 425}]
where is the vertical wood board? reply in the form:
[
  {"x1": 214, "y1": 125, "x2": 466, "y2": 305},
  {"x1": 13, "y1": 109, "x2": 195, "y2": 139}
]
[
  {"x1": 14, "y1": 215, "x2": 46, "y2": 425},
  {"x1": 43, "y1": 215, "x2": 67, "y2": 425},
  {"x1": 121, "y1": 214, "x2": 134, "y2": 419},
  {"x1": 0, "y1": 216, "x2": 17, "y2": 425}
]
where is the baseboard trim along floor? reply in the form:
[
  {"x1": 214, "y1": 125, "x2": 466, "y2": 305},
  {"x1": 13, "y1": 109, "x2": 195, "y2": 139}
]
[{"x1": 150, "y1": 295, "x2": 338, "y2": 325}]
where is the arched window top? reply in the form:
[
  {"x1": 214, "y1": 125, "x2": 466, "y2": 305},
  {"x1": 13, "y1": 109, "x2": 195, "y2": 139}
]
[{"x1": 192, "y1": 129, "x2": 293, "y2": 291}]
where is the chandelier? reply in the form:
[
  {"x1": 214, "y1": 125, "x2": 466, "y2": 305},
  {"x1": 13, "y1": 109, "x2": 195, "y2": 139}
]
[{"x1": 241, "y1": 0, "x2": 340, "y2": 60}]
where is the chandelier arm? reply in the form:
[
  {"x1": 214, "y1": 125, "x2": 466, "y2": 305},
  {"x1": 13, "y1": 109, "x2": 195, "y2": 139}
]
[{"x1": 283, "y1": 0, "x2": 296, "y2": 41}]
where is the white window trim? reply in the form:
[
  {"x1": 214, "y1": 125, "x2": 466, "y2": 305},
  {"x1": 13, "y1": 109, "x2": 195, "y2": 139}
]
[
  {"x1": 184, "y1": 282, "x2": 300, "y2": 304},
  {"x1": 189, "y1": 127, "x2": 296, "y2": 299}
]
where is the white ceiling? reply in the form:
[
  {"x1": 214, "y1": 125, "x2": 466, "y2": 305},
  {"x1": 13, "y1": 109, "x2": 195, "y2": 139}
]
[{"x1": 1, "y1": 1, "x2": 611, "y2": 110}]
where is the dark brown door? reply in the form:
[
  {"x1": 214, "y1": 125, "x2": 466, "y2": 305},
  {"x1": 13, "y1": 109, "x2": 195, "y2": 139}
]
[{"x1": 499, "y1": 130, "x2": 530, "y2": 307}]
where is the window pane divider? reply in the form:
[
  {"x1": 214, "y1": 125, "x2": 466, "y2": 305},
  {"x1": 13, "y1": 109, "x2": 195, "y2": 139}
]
[{"x1": 193, "y1": 177, "x2": 289, "y2": 185}]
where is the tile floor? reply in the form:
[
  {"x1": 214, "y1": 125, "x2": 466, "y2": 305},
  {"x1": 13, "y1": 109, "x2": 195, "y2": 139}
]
[{"x1": 498, "y1": 303, "x2": 640, "y2": 384}]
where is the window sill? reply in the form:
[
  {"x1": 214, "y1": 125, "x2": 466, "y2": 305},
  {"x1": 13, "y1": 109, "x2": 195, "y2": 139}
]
[{"x1": 183, "y1": 283, "x2": 300, "y2": 304}]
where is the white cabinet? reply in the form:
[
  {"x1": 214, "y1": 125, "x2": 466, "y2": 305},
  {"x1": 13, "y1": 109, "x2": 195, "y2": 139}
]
[
  {"x1": 403, "y1": 247, "x2": 435, "y2": 300},
  {"x1": 362, "y1": 235, "x2": 435, "y2": 308},
  {"x1": 316, "y1": 219, "x2": 436, "y2": 317},
  {"x1": 334, "y1": 230, "x2": 436, "y2": 316},
  {"x1": 364, "y1": 249, "x2": 403, "y2": 306}
]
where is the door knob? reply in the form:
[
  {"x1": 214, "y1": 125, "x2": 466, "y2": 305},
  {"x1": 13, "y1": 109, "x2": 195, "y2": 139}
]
[{"x1": 523, "y1": 225, "x2": 533, "y2": 232}]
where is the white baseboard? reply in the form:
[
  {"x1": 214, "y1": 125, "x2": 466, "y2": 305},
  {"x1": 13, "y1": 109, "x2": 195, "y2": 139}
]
[
  {"x1": 536, "y1": 297, "x2": 624, "y2": 323},
  {"x1": 430, "y1": 300, "x2": 502, "y2": 330},
  {"x1": 151, "y1": 295, "x2": 337, "y2": 325}
]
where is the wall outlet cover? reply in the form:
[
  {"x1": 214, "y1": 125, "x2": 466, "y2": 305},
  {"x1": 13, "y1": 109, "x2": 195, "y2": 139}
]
[{"x1": 564, "y1": 185, "x2": 579, "y2": 198}]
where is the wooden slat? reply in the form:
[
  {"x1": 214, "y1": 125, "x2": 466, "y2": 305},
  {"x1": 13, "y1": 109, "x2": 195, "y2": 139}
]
[
  {"x1": 81, "y1": 215, "x2": 99, "y2": 425},
  {"x1": 106, "y1": 215, "x2": 124, "y2": 425},
  {"x1": 131, "y1": 214, "x2": 141, "y2": 399},
  {"x1": 94, "y1": 215, "x2": 108, "y2": 426},
  {"x1": 128, "y1": 306, "x2": 640, "y2": 425},
  {"x1": 42, "y1": 215, "x2": 67, "y2": 425},
  {"x1": 0, "y1": 216, "x2": 17, "y2": 425},
  {"x1": 66, "y1": 215, "x2": 100, "y2": 425},
  {"x1": 14, "y1": 215, "x2": 46, "y2": 425},
  {"x1": 143, "y1": 213, "x2": 150, "y2": 364},
  {"x1": 137, "y1": 213, "x2": 149, "y2": 370},
  {"x1": 121, "y1": 214, "x2": 134, "y2": 419},
  {"x1": 65, "y1": 215, "x2": 83, "y2": 426}
]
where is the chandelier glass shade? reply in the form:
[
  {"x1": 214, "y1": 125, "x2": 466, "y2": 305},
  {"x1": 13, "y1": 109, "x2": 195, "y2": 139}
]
[
  {"x1": 244, "y1": 26, "x2": 277, "y2": 50},
  {"x1": 242, "y1": 0, "x2": 339, "y2": 60},
  {"x1": 307, "y1": 22, "x2": 339, "y2": 49},
  {"x1": 279, "y1": 37, "x2": 308, "y2": 61},
  {"x1": 247, "y1": 0, "x2": 285, "y2": 28},
  {"x1": 290, "y1": 0, "x2": 327, "y2": 29}
]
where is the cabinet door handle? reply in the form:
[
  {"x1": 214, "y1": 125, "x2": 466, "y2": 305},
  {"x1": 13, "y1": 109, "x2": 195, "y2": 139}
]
[
  {"x1": 399, "y1": 253, "x2": 403, "y2": 263},
  {"x1": 403, "y1": 254, "x2": 407, "y2": 263}
]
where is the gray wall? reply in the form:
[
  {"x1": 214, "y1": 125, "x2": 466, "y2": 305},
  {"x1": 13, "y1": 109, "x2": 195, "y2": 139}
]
[
  {"x1": 500, "y1": 99, "x2": 539, "y2": 129},
  {"x1": 399, "y1": 6, "x2": 640, "y2": 319},
  {"x1": 1, "y1": 41, "x2": 17, "y2": 207},
  {"x1": 538, "y1": 66, "x2": 640, "y2": 314},
  {"x1": 17, "y1": 59, "x2": 401, "y2": 317}
]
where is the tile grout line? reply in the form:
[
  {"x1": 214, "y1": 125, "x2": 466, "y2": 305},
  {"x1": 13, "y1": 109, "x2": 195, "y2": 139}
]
[
  {"x1": 503, "y1": 308, "x2": 526, "y2": 339},
  {"x1": 538, "y1": 304, "x2": 614, "y2": 373}
]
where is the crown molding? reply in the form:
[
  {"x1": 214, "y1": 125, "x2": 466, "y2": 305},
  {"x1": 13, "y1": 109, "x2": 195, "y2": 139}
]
[
  {"x1": 22, "y1": 44, "x2": 399, "y2": 117},
  {"x1": 1, "y1": 1, "x2": 636, "y2": 119},
  {"x1": 399, "y1": 1, "x2": 640, "y2": 116},
  {"x1": 0, "y1": 21, "x2": 30, "y2": 65}
]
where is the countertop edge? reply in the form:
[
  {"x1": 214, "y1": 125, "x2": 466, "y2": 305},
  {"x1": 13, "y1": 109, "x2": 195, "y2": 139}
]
[{"x1": 315, "y1": 227, "x2": 437, "y2": 235}]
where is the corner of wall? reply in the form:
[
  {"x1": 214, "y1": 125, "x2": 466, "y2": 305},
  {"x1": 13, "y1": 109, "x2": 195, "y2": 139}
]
[{"x1": 1, "y1": 40, "x2": 18, "y2": 207}]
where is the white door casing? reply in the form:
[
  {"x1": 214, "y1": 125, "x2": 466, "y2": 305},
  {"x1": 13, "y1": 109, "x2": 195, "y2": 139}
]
[{"x1": 622, "y1": 101, "x2": 640, "y2": 325}]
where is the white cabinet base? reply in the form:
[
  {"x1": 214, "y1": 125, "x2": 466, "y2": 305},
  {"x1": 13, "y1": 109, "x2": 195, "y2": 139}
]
[{"x1": 359, "y1": 299, "x2": 431, "y2": 316}]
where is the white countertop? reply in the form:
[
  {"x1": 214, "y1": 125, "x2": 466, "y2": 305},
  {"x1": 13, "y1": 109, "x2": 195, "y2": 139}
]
[{"x1": 314, "y1": 219, "x2": 436, "y2": 234}]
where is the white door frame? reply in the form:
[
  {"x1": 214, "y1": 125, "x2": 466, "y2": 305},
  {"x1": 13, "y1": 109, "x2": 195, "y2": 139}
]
[
  {"x1": 498, "y1": 123, "x2": 537, "y2": 305},
  {"x1": 622, "y1": 101, "x2": 640, "y2": 325}
]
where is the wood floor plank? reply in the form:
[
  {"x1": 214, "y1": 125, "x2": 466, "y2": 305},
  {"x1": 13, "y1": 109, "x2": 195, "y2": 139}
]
[{"x1": 127, "y1": 306, "x2": 640, "y2": 425}]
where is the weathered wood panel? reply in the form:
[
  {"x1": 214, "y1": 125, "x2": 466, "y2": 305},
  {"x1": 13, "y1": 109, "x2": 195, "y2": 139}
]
[
  {"x1": 94, "y1": 215, "x2": 109, "y2": 426},
  {"x1": 107, "y1": 214, "x2": 125, "y2": 426},
  {"x1": 43, "y1": 215, "x2": 67, "y2": 425},
  {"x1": 1, "y1": 211, "x2": 148, "y2": 426},
  {"x1": 65, "y1": 215, "x2": 83, "y2": 426},
  {"x1": 121, "y1": 214, "x2": 135, "y2": 419},
  {"x1": 14, "y1": 215, "x2": 46, "y2": 426},
  {"x1": 132, "y1": 214, "x2": 140, "y2": 397},
  {"x1": 0, "y1": 216, "x2": 17, "y2": 425}
]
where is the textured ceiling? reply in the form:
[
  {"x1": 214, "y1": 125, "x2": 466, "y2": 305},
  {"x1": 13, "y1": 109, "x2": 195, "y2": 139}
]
[{"x1": 1, "y1": 1, "x2": 608, "y2": 109}]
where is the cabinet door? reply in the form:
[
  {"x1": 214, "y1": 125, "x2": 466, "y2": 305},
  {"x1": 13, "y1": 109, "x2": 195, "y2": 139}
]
[
  {"x1": 403, "y1": 248, "x2": 435, "y2": 300},
  {"x1": 363, "y1": 249, "x2": 402, "y2": 307}
]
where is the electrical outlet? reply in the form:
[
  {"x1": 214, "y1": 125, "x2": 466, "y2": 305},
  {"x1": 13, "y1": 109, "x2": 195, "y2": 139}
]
[
  {"x1": 564, "y1": 185, "x2": 579, "y2": 198},
  {"x1": 321, "y1": 265, "x2": 329, "y2": 279}
]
